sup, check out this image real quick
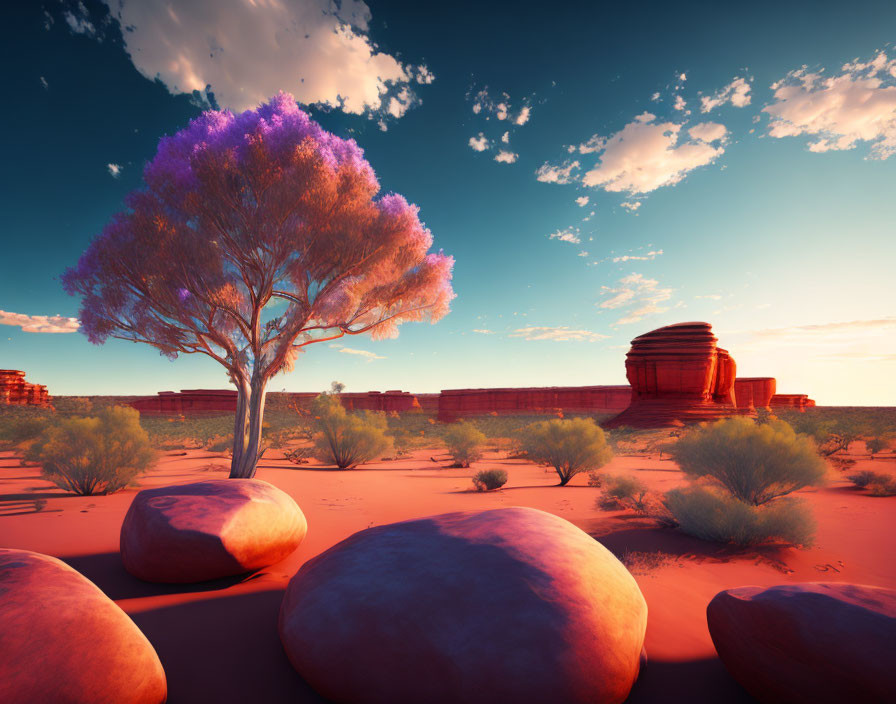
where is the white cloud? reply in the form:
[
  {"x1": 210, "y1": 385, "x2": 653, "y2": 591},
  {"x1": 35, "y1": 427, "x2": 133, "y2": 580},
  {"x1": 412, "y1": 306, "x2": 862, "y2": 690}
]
[
  {"x1": 578, "y1": 251, "x2": 589, "y2": 257},
  {"x1": 764, "y1": 52, "x2": 896, "y2": 158},
  {"x1": 495, "y1": 102, "x2": 509, "y2": 120},
  {"x1": 598, "y1": 273, "x2": 674, "y2": 324},
  {"x1": 673, "y1": 95, "x2": 687, "y2": 111},
  {"x1": 577, "y1": 134, "x2": 606, "y2": 154},
  {"x1": 469, "y1": 88, "x2": 532, "y2": 126},
  {"x1": 581, "y1": 113, "x2": 726, "y2": 194},
  {"x1": 39, "y1": 76, "x2": 49, "y2": 90},
  {"x1": 509, "y1": 326, "x2": 609, "y2": 342},
  {"x1": 0, "y1": 310, "x2": 80, "y2": 333},
  {"x1": 515, "y1": 106, "x2": 531, "y2": 125},
  {"x1": 612, "y1": 249, "x2": 662, "y2": 262},
  {"x1": 494, "y1": 150, "x2": 518, "y2": 164},
  {"x1": 64, "y1": 2, "x2": 96, "y2": 36},
  {"x1": 688, "y1": 122, "x2": 728, "y2": 143},
  {"x1": 97, "y1": 0, "x2": 428, "y2": 118},
  {"x1": 107, "y1": 163, "x2": 122, "y2": 178},
  {"x1": 695, "y1": 293, "x2": 722, "y2": 300},
  {"x1": 468, "y1": 133, "x2": 490, "y2": 152},
  {"x1": 501, "y1": 131, "x2": 510, "y2": 144},
  {"x1": 548, "y1": 227, "x2": 581, "y2": 244},
  {"x1": 620, "y1": 201, "x2": 642, "y2": 212},
  {"x1": 679, "y1": 73, "x2": 687, "y2": 82},
  {"x1": 535, "y1": 160, "x2": 580, "y2": 184},
  {"x1": 651, "y1": 92, "x2": 661, "y2": 101},
  {"x1": 339, "y1": 347, "x2": 384, "y2": 360},
  {"x1": 472, "y1": 329, "x2": 494, "y2": 334},
  {"x1": 575, "y1": 195, "x2": 589, "y2": 207},
  {"x1": 700, "y1": 77, "x2": 752, "y2": 112}
]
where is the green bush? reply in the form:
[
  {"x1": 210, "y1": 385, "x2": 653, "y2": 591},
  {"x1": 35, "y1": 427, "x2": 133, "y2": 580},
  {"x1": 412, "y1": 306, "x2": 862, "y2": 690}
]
[
  {"x1": 664, "y1": 486, "x2": 816, "y2": 547},
  {"x1": 205, "y1": 433, "x2": 234, "y2": 453},
  {"x1": 472, "y1": 468, "x2": 508, "y2": 491},
  {"x1": 671, "y1": 417, "x2": 827, "y2": 505},
  {"x1": 866, "y1": 437, "x2": 888, "y2": 458},
  {"x1": 520, "y1": 417, "x2": 613, "y2": 486},
  {"x1": 603, "y1": 473, "x2": 649, "y2": 512},
  {"x1": 847, "y1": 470, "x2": 896, "y2": 496},
  {"x1": 312, "y1": 395, "x2": 393, "y2": 469},
  {"x1": 25, "y1": 406, "x2": 156, "y2": 495},
  {"x1": 0, "y1": 414, "x2": 51, "y2": 450},
  {"x1": 443, "y1": 422, "x2": 487, "y2": 467}
]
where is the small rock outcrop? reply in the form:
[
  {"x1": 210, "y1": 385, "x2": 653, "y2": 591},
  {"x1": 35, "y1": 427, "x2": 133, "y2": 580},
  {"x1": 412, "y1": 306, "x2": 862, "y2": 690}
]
[
  {"x1": 605, "y1": 322, "x2": 740, "y2": 428},
  {"x1": 707, "y1": 582, "x2": 896, "y2": 704},
  {"x1": 121, "y1": 479, "x2": 306, "y2": 583},
  {"x1": 0, "y1": 549, "x2": 167, "y2": 703},
  {"x1": 734, "y1": 377, "x2": 777, "y2": 411},
  {"x1": 279, "y1": 507, "x2": 647, "y2": 704},
  {"x1": 0, "y1": 369, "x2": 52, "y2": 408},
  {"x1": 771, "y1": 393, "x2": 816, "y2": 411}
]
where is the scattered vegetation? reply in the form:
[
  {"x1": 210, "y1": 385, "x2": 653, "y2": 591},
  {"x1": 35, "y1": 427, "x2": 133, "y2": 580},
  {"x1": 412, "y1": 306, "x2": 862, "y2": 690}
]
[
  {"x1": 519, "y1": 417, "x2": 613, "y2": 486},
  {"x1": 665, "y1": 417, "x2": 826, "y2": 546},
  {"x1": 25, "y1": 406, "x2": 156, "y2": 496},
  {"x1": 671, "y1": 417, "x2": 827, "y2": 505},
  {"x1": 664, "y1": 486, "x2": 816, "y2": 547},
  {"x1": 312, "y1": 395, "x2": 393, "y2": 469},
  {"x1": 443, "y1": 422, "x2": 487, "y2": 467},
  {"x1": 205, "y1": 434, "x2": 234, "y2": 454},
  {"x1": 601, "y1": 473, "x2": 649, "y2": 512},
  {"x1": 621, "y1": 550, "x2": 676, "y2": 575},
  {"x1": 472, "y1": 468, "x2": 508, "y2": 491},
  {"x1": 866, "y1": 437, "x2": 888, "y2": 459},
  {"x1": 587, "y1": 470, "x2": 603, "y2": 487},
  {"x1": 283, "y1": 447, "x2": 313, "y2": 465},
  {"x1": 846, "y1": 470, "x2": 896, "y2": 496}
]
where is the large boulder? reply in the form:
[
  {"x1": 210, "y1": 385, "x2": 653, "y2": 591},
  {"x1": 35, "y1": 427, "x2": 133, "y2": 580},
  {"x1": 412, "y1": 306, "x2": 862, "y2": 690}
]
[
  {"x1": 121, "y1": 479, "x2": 306, "y2": 583},
  {"x1": 708, "y1": 582, "x2": 896, "y2": 703},
  {"x1": 0, "y1": 549, "x2": 166, "y2": 703},
  {"x1": 279, "y1": 507, "x2": 647, "y2": 704}
]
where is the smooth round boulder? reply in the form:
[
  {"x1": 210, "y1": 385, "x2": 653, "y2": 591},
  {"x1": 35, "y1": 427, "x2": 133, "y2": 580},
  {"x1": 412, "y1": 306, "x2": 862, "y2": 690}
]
[
  {"x1": 707, "y1": 582, "x2": 896, "y2": 703},
  {"x1": 279, "y1": 506, "x2": 647, "y2": 704},
  {"x1": 0, "y1": 549, "x2": 167, "y2": 703},
  {"x1": 121, "y1": 479, "x2": 306, "y2": 583}
]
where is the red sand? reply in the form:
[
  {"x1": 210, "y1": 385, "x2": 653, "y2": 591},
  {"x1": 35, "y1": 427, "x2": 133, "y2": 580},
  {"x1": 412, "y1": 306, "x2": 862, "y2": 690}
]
[{"x1": 1, "y1": 446, "x2": 894, "y2": 703}]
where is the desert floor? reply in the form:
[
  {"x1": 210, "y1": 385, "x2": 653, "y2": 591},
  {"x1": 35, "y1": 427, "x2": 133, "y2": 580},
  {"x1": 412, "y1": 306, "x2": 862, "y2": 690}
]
[{"x1": 2, "y1": 446, "x2": 894, "y2": 703}]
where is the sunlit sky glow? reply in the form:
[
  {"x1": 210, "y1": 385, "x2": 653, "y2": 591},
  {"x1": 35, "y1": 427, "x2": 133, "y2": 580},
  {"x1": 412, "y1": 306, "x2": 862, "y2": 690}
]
[{"x1": 1, "y1": 1, "x2": 894, "y2": 405}]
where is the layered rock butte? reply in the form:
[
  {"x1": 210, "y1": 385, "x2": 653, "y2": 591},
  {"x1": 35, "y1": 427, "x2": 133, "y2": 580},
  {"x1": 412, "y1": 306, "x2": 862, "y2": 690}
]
[{"x1": 0, "y1": 370, "x2": 52, "y2": 408}]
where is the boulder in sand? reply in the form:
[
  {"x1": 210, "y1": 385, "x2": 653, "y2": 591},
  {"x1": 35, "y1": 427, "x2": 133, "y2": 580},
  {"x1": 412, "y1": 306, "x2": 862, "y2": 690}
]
[
  {"x1": 707, "y1": 582, "x2": 896, "y2": 704},
  {"x1": 121, "y1": 478, "x2": 307, "y2": 583},
  {"x1": 0, "y1": 549, "x2": 167, "y2": 704},
  {"x1": 279, "y1": 506, "x2": 647, "y2": 704}
]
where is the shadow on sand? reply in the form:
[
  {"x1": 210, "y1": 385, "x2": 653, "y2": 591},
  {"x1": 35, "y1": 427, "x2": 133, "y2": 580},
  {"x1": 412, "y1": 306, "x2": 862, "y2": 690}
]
[
  {"x1": 129, "y1": 588, "x2": 326, "y2": 704},
  {"x1": 627, "y1": 656, "x2": 753, "y2": 703},
  {"x1": 61, "y1": 552, "x2": 269, "y2": 601}
]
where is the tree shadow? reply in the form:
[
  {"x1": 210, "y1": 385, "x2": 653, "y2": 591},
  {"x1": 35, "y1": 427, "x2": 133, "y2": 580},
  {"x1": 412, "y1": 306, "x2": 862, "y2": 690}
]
[
  {"x1": 0, "y1": 490, "x2": 74, "y2": 501},
  {"x1": 61, "y1": 552, "x2": 267, "y2": 601},
  {"x1": 130, "y1": 588, "x2": 325, "y2": 704},
  {"x1": 627, "y1": 657, "x2": 753, "y2": 703}
]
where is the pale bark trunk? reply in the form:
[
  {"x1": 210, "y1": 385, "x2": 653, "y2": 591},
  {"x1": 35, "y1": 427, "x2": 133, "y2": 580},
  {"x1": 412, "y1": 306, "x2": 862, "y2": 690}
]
[
  {"x1": 229, "y1": 378, "x2": 251, "y2": 478},
  {"x1": 230, "y1": 374, "x2": 267, "y2": 479}
]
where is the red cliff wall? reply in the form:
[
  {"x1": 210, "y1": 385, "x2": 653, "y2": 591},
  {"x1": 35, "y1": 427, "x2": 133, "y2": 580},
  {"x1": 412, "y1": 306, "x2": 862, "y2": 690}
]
[
  {"x1": 0, "y1": 370, "x2": 52, "y2": 409},
  {"x1": 437, "y1": 385, "x2": 632, "y2": 422}
]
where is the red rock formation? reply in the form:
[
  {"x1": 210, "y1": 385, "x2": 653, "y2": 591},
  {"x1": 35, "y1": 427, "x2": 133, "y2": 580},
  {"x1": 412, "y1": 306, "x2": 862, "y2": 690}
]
[
  {"x1": 437, "y1": 385, "x2": 631, "y2": 422},
  {"x1": 279, "y1": 508, "x2": 647, "y2": 704},
  {"x1": 604, "y1": 322, "x2": 741, "y2": 428},
  {"x1": 0, "y1": 370, "x2": 52, "y2": 408},
  {"x1": 734, "y1": 377, "x2": 777, "y2": 410},
  {"x1": 770, "y1": 394, "x2": 816, "y2": 411}
]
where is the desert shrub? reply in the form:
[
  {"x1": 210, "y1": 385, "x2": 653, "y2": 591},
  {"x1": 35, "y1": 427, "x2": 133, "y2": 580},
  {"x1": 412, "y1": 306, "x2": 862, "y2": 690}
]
[
  {"x1": 205, "y1": 433, "x2": 234, "y2": 453},
  {"x1": 671, "y1": 417, "x2": 827, "y2": 505},
  {"x1": 847, "y1": 470, "x2": 896, "y2": 496},
  {"x1": 603, "y1": 473, "x2": 649, "y2": 512},
  {"x1": 283, "y1": 446, "x2": 313, "y2": 464},
  {"x1": 443, "y1": 422, "x2": 487, "y2": 467},
  {"x1": 866, "y1": 437, "x2": 888, "y2": 458},
  {"x1": 472, "y1": 468, "x2": 508, "y2": 491},
  {"x1": 25, "y1": 406, "x2": 156, "y2": 496},
  {"x1": 0, "y1": 413, "x2": 52, "y2": 450},
  {"x1": 52, "y1": 396, "x2": 94, "y2": 416},
  {"x1": 587, "y1": 470, "x2": 603, "y2": 487},
  {"x1": 312, "y1": 395, "x2": 393, "y2": 469},
  {"x1": 520, "y1": 417, "x2": 613, "y2": 486},
  {"x1": 664, "y1": 486, "x2": 815, "y2": 547},
  {"x1": 868, "y1": 477, "x2": 896, "y2": 497}
]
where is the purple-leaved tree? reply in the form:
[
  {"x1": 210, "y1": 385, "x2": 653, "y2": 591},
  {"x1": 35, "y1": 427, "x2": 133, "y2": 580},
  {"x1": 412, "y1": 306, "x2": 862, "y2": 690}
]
[{"x1": 62, "y1": 92, "x2": 454, "y2": 479}]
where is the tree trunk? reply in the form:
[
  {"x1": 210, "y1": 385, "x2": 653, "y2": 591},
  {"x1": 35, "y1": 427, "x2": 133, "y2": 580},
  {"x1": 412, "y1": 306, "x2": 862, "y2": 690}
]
[
  {"x1": 230, "y1": 374, "x2": 267, "y2": 479},
  {"x1": 229, "y1": 378, "x2": 250, "y2": 478}
]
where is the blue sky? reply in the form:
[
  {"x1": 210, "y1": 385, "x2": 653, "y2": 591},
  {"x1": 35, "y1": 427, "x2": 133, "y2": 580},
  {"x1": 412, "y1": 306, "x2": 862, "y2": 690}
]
[{"x1": 1, "y1": 0, "x2": 895, "y2": 404}]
